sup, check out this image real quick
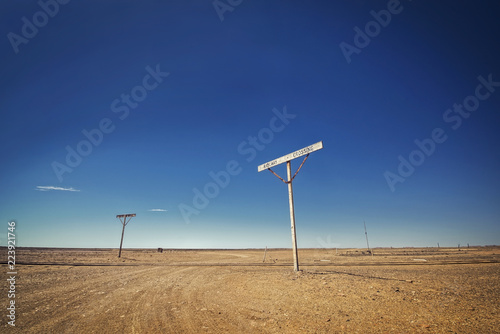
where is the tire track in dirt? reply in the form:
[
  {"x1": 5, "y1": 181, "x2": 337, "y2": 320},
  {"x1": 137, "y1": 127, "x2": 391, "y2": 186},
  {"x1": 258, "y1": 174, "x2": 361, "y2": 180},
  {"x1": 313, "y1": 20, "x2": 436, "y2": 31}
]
[
  {"x1": 15, "y1": 266, "x2": 190, "y2": 333},
  {"x1": 14, "y1": 265, "x2": 247, "y2": 333}
]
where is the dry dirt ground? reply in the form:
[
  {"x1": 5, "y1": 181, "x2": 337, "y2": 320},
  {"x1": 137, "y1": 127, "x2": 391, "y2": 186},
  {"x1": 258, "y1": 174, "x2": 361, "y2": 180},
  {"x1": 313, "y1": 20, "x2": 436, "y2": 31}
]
[{"x1": 1, "y1": 247, "x2": 499, "y2": 333}]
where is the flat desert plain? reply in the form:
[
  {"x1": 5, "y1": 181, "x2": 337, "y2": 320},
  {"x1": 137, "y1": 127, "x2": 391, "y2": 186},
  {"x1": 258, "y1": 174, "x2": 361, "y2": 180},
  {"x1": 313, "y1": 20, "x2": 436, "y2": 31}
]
[{"x1": 2, "y1": 247, "x2": 499, "y2": 333}]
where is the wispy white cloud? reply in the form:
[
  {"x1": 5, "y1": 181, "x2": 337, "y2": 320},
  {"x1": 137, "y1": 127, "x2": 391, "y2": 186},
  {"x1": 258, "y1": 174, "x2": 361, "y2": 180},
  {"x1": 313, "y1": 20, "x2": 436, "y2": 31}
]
[
  {"x1": 36, "y1": 186, "x2": 80, "y2": 192},
  {"x1": 148, "y1": 209, "x2": 168, "y2": 212}
]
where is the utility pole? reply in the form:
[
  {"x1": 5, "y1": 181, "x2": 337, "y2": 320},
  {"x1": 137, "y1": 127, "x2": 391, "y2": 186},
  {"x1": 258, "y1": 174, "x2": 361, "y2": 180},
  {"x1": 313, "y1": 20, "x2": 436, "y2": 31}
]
[
  {"x1": 286, "y1": 160, "x2": 299, "y2": 271},
  {"x1": 258, "y1": 141, "x2": 324, "y2": 272},
  {"x1": 116, "y1": 214, "x2": 136, "y2": 258},
  {"x1": 364, "y1": 221, "x2": 372, "y2": 256}
]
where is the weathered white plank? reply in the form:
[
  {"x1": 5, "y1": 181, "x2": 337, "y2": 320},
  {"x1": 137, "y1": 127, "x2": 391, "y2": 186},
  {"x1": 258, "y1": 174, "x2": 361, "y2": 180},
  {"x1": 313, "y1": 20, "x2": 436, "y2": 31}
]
[{"x1": 257, "y1": 141, "x2": 323, "y2": 172}]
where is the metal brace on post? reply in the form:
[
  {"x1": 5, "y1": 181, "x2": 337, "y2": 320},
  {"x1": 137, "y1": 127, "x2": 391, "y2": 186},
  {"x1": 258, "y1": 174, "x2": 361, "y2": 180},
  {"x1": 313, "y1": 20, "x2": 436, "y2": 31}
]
[
  {"x1": 258, "y1": 141, "x2": 323, "y2": 271},
  {"x1": 116, "y1": 213, "x2": 136, "y2": 258}
]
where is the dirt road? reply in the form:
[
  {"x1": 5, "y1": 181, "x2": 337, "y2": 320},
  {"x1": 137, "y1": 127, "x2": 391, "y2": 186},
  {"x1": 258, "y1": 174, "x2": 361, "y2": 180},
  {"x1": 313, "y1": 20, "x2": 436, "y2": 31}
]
[{"x1": 2, "y1": 247, "x2": 500, "y2": 333}]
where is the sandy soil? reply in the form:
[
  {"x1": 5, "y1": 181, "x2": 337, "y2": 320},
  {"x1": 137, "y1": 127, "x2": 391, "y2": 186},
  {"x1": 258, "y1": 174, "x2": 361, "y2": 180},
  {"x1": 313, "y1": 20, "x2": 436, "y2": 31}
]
[{"x1": 2, "y1": 247, "x2": 499, "y2": 333}]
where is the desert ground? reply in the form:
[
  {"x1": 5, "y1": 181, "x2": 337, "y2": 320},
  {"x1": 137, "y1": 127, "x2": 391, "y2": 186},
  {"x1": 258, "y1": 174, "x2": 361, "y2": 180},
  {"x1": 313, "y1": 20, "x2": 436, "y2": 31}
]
[{"x1": 2, "y1": 246, "x2": 499, "y2": 333}]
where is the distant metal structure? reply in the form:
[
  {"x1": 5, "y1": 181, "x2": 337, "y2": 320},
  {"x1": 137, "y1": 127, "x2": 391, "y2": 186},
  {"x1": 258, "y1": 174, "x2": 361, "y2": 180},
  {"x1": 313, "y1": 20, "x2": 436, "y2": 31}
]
[
  {"x1": 116, "y1": 214, "x2": 136, "y2": 258},
  {"x1": 364, "y1": 221, "x2": 373, "y2": 256},
  {"x1": 258, "y1": 141, "x2": 323, "y2": 271}
]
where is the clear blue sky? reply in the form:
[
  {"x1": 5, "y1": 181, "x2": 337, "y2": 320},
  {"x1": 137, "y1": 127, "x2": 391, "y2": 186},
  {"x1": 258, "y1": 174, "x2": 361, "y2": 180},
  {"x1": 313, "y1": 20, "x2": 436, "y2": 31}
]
[{"x1": 1, "y1": 0, "x2": 499, "y2": 249}]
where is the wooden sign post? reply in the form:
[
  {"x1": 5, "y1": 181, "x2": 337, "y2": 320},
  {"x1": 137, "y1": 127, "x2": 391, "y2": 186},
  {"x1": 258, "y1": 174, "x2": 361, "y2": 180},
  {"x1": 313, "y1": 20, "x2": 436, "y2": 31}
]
[
  {"x1": 258, "y1": 141, "x2": 323, "y2": 271},
  {"x1": 116, "y1": 213, "x2": 136, "y2": 258}
]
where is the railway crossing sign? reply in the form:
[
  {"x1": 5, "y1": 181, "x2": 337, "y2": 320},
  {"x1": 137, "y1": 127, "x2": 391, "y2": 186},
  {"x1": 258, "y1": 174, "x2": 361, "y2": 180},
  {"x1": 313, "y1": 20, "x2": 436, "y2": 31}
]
[
  {"x1": 258, "y1": 141, "x2": 323, "y2": 172},
  {"x1": 258, "y1": 141, "x2": 323, "y2": 271}
]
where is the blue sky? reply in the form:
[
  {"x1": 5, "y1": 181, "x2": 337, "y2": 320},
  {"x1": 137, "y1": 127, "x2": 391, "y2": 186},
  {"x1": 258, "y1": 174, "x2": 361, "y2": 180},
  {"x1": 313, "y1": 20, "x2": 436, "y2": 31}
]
[{"x1": 1, "y1": 0, "x2": 499, "y2": 249}]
